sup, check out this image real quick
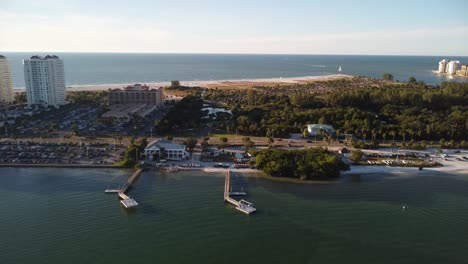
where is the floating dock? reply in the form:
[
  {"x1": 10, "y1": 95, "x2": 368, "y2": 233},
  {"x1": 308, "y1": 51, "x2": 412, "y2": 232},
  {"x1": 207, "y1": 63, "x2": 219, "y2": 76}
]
[
  {"x1": 224, "y1": 170, "x2": 256, "y2": 214},
  {"x1": 105, "y1": 168, "x2": 143, "y2": 209},
  {"x1": 118, "y1": 192, "x2": 139, "y2": 208},
  {"x1": 104, "y1": 189, "x2": 120, "y2": 193}
]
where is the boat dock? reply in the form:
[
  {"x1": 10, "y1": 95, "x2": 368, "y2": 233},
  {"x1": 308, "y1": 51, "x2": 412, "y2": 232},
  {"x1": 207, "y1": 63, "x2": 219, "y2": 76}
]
[
  {"x1": 224, "y1": 170, "x2": 256, "y2": 214},
  {"x1": 118, "y1": 192, "x2": 139, "y2": 208},
  {"x1": 105, "y1": 168, "x2": 143, "y2": 209}
]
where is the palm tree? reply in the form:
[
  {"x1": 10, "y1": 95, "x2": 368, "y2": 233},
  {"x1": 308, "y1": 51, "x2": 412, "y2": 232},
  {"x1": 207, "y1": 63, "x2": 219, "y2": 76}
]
[
  {"x1": 400, "y1": 130, "x2": 407, "y2": 143},
  {"x1": 335, "y1": 129, "x2": 341, "y2": 141},
  {"x1": 407, "y1": 128, "x2": 414, "y2": 141},
  {"x1": 390, "y1": 130, "x2": 396, "y2": 145},
  {"x1": 371, "y1": 128, "x2": 377, "y2": 142}
]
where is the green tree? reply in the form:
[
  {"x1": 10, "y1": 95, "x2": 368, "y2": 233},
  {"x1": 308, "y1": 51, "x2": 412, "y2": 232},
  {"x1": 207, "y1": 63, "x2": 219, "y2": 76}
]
[
  {"x1": 382, "y1": 73, "x2": 394, "y2": 81},
  {"x1": 349, "y1": 149, "x2": 363, "y2": 163},
  {"x1": 184, "y1": 137, "x2": 198, "y2": 156},
  {"x1": 71, "y1": 123, "x2": 79, "y2": 135},
  {"x1": 268, "y1": 137, "x2": 274, "y2": 146},
  {"x1": 170, "y1": 80, "x2": 180, "y2": 88}
]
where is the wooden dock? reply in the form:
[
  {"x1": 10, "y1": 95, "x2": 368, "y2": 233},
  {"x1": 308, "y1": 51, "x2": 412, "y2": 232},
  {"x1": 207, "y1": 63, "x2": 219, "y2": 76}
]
[
  {"x1": 105, "y1": 168, "x2": 143, "y2": 209},
  {"x1": 224, "y1": 170, "x2": 256, "y2": 214},
  {"x1": 120, "y1": 168, "x2": 143, "y2": 193}
]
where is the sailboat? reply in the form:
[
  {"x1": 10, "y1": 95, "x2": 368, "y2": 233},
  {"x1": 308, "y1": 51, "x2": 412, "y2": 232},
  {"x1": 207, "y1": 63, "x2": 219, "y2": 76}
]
[{"x1": 338, "y1": 65, "x2": 342, "y2": 72}]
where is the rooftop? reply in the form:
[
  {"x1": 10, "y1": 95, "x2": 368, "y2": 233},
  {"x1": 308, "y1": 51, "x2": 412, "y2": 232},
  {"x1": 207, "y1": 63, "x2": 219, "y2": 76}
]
[
  {"x1": 307, "y1": 124, "x2": 334, "y2": 130},
  {"x1": 146, "y1": 139, "x2": 186, "y2": 150},
  {"x1": 109, "y1": 84, "x2": 162, "y2": 92},
  {"x1": 27, "y1": 55, "x2": 60, "y2": 60}
]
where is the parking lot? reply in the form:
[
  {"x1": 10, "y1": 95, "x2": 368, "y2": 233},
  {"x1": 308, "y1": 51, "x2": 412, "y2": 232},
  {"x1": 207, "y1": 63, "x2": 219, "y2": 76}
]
[{"x1": 0, "y1": 141, "x2": 125, "y2": 165}]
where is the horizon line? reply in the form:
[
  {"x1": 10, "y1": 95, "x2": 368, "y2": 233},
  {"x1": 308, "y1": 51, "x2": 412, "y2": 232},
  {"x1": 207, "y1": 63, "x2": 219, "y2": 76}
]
[{"x1": 1, "y1": 51, "x2": 468, "y2": 57}]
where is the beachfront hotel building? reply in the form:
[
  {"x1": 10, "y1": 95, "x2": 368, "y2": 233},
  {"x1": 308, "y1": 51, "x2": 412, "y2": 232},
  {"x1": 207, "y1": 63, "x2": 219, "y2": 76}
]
[
  {"x1": 108, "y1": 84, "x2": 163, "y2": 106},
  {"x1": 456, "y1": 65, "x2": 468, "y2": 77},
  {"x1": 23, "y1": 55, "x2": 66, "y2": 107},
  {"x1": 438, "y1": 59, "x2": 448, "y2": 73},
  {"x1": 446, "y1": 60, "x2": 460, "y2": 76},
  {"x1": 0, "y1": 55, "x2": 14, "y2": 104},
  {"x1": 144, "y1": 139, "x2": 189, "y2": 161}
]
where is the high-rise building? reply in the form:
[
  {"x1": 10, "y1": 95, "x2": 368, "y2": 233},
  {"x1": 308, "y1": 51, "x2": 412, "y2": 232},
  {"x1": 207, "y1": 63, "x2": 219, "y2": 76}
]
[
  {"x1": 446, "y1": 60, "x2": 460, "y2": 76},
  {"x1": 23, "y1": 55, "x2": 66, "y2": 107},
  {"x1": 438, "y1": 59, "x2": 447, "y2": 73},
  {"x1": 456, "y1": 65, "x2": 468, "y2": 77},
  {"x1": 0, "y1": 55, "x2": 14, "y2": 104}
]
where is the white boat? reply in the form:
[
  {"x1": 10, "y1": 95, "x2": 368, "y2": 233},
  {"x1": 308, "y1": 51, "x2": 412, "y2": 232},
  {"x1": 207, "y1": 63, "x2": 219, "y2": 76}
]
[{"x1": 338, "y1": 66, "x2": 342, "y2": 72}]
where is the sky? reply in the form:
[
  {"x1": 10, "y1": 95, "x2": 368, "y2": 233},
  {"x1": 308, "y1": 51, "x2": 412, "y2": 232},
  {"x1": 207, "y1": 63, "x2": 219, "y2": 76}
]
[{"x1": 1, "y1": 0, "x2": 468, "y2": 55}]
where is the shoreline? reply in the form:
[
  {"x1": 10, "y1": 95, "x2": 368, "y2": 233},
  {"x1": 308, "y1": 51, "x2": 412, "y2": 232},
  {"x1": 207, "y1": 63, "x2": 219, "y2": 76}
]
[
  {"x1": 0, "y1": 163, "x2": 120, "y2": 169},
  {"x1": 13, "y1": 74, "x2": 353, "y2": 92},
  {"x1": 0, "y1": 161, "x2": 466, "y2": 183}
]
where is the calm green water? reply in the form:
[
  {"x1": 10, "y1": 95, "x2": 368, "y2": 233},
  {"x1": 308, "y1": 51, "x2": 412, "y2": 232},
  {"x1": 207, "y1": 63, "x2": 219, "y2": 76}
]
[{"x1": 0, "y1": 168, "x2": 467, "y2": 264}]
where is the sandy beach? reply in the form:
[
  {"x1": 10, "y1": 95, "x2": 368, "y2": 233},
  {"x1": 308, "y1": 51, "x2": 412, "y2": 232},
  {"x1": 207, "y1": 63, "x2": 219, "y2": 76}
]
[
  {"x1": 13, "y1": 74, "x2": 352, "y2": 92},
  {"x1": 344, "y1": 152, "x2": 468, "y2": 176}
]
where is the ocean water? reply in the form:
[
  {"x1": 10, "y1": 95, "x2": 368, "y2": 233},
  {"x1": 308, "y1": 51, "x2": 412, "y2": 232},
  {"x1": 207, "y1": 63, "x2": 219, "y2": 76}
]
[
  {"x1": 3, "y1": 52, "x2": 468, "y2": 88},
  {"x1": 0, "y1": 168, "x2": 467, "y2": 264}
]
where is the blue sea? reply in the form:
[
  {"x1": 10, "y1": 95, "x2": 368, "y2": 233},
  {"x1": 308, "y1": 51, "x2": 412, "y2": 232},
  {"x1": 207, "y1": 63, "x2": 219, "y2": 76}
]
[{"x1": 3, "y1": 52, "x2": 468, "y2": 88}]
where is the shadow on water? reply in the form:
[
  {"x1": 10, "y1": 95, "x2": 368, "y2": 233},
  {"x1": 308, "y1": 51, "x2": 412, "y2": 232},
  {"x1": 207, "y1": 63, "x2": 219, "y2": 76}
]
[{"x1": 247, "y1": 173, "x2": 468, "y2": 207}]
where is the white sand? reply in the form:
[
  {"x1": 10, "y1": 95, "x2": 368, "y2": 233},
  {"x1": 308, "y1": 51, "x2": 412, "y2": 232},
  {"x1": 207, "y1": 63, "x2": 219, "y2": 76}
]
[
  {"x1": 344, "y1": 150, "x2": 468, "y2": 176},
  {"x1": 13, "y1": 74, "x2": 352, "y2": 92}
]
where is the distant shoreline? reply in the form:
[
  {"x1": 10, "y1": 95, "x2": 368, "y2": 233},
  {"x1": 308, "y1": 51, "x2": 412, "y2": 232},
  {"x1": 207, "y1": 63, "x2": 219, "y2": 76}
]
[{"x1": 13, "y1": 74, "x2": 353, "y2": 92}]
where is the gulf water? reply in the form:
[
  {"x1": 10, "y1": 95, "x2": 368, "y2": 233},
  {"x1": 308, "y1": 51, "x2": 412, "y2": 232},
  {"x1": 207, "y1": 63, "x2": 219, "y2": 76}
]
[
  {"x1": 3, "y1": 53, "x2": 468, "y2": 88},
  {"x1": 1, "y1": 168, "x2": 467, "y2": 264}
]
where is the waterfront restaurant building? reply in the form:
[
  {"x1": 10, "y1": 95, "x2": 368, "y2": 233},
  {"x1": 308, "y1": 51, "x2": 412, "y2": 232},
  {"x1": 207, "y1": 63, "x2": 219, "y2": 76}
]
[
  {"x1": 307, "y1": 124, "x2": 335, "y2": 136},
  {"x1": 144, "y1": 139, "x2": 190, "y2": 161},
  {"x1": 108, "y1": 84, "x2": 163, "y2": 106}
]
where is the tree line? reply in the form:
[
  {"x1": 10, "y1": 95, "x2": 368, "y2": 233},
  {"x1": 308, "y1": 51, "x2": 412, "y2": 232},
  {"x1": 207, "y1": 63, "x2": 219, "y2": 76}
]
[
  {"x1": 203, "y1": 80, "x2": 468, "y2": 144},
  {"x1": 255, "y1": 147, "x2": 349, "y2": 180}
]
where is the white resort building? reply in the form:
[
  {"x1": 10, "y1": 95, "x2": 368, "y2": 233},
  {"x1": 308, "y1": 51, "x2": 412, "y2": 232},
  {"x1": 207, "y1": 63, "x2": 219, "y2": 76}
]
[
  {"x1": 144, "y1": 139, "x2": 190, "y2": 161},
  {"x1": 23, "y1": 55, "x2": 66, "y2": 107},
  {"x1": 0, "y1": 55, "x2": 14, "y2": 104},
  {"x1": 307, "y1": 124, "x2": 335, "y2": 136},
  {"x1": 446, "y1": 60, "x2": 460, "y2": 76},
  {"x1": 438, "y1": 59, "x2": 447, "y2": 73}
]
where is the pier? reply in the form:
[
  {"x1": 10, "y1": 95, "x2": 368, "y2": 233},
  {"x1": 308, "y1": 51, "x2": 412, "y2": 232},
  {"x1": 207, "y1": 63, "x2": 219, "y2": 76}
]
[
  {"x1": 105, "y1": 168, "x2": 143, "y2": 209},
  {"x1": 224, "y1": 170, "x2": 256, "y2": 214}
]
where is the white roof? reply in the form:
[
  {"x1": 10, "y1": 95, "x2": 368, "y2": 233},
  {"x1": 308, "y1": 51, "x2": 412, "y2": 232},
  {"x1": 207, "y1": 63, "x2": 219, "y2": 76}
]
[
  {"x1": 145, "y1": 139, "x2": 186, "y2": 150},
  {"x1": 307, "y1": 124, "x2": 334, "y2": 130}
]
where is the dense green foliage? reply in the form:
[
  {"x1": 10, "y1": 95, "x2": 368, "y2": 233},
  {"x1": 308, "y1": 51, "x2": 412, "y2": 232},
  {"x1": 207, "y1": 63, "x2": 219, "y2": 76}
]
[
  {"x1": 67, "y1": 91, "x2": 107, "y2": 105},
  {"x1": 349, "y1": 149, "x2": 363, "y2": 163},
  {"x1": 255, "y1": 148, "x2": 349, "y2": 180},
  {"x1": 183, "y1": 137, "x2": 198, "y2": 155},
  {"x1": 118, "y1": 138, "x2": 147, "y2": 168},
  {"x1": 14, "y1": 92, "x2": 27, "y2": 104},
  {"x1": 382, "y1": 73, "x2": 394, "y2": 81},
  {"x1": 204, "y1": 79, "x2": 468, "y2": 143},
  {"x1": 164, "y1": 86, "x2": 204, "y2": 96},
  {"x1": 157, "y1": 95, "x2": 204, "y2": 133}
]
